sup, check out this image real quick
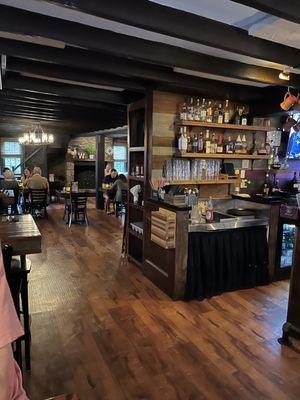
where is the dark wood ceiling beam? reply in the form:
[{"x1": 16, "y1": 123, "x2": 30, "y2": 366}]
[
  {"x1": 0, "y1": 111, "x2": 65, "y2": 122},
  {"x1": 6, "y1": 57, "x2": 147, "y2": 92},
  {"x1": 28, "y1": 0, "x2": 300, "y2": 66},
  {"x1": 231, "y1": 1, "x2": 300, "y2": 25},
  {"x1": 1, "y1": 88, "x2": 126, "y2": 112},
  {"x1": 1, "y1": 37, "x2": 299, "y2": 89},
  {"x1": 4, "y1": 74, "x2": 139, "y2": 105}
]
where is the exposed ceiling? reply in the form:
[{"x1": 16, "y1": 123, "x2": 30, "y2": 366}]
[{"x1": 0, "y1": 0, "x2": 299, "y2": 137}]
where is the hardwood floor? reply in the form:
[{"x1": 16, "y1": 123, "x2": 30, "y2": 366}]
[{"x1": 24, "y1": 204, "x2": 300, "y2": 400}]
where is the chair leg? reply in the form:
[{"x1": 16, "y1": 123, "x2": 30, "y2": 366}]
[
  {"x1": 85, "y1": 211, "x2": 89, "y2": 226},
  {"x1": 68, "y1": 211, "x2": 73, "y2": 227}
]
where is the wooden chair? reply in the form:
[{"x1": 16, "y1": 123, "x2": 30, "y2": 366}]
[
  {"x1": 114, "y1": 189, "x2": 128, "y2": 217},
  {"x1": 2, "y1": 244, "x2": 32, "y2": 371},
  {"x1": 65, "y1": 192, "x2": 89, "y2": 227},
  {"x1": 29, "y1": 188, "x2": 48, "y2": 218}
]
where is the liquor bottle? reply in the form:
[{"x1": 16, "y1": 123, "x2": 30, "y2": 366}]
[
  {"x1": 206, "y1": 101, "x2": 213, "y2": 123},
  {"x1": 179, "y1": 102, "x2": 187, "y2": 120},
  {"x1": 224, "y1": 100, "x2": 231, "y2": 124},
  {"x1": 240, "y1": 107, "x2": 248, "y2": 125},
  {"x1": 200, "y1": 98, "x2": 207, "y2": 122},
  {"x1": 290, "y1": 172, "x2": 299, "y2": 194},
  {"x1": 235, "y1": 135, "x2": 243, "y2": 154},
  {"x1": 194, "y1": 98, "x2": 201, "y2": 121},
  {"x1": 197, "y1": 131, "x2": 204, "y2": 153},
  {"x1": 205, "y1": 197, "x2": 214, "y2": 223},
  {"x1": 204, "y1": 130, "x2": 211, "y2": 154},
  {"x1": 217, "y1": 103, "x2": 224, "y2": 124},
  {"x1": 211, "y1": 132, "x2": 217, "y2": 154},
  {"x1": 241, "y1": 134, "x2": 247, "y2": 154},
  {"x1": 233, "y1": 107, "x2": 241, "y2": 125},
  {"x1": 187, "y1": 131, "x2": 193, "y2": 153},
  {"x1": 213, "y1": 102, "x2": 219, "y2": 123},
  {"x1": 178, "y1": 126, "x2": 187, "y2": 153},
  {"x1": 225, "y1": 136, "x2": 233, "y2": 154},
  {"x1": 192, "y1": 133, "x2": 198, "y2": 153},
  {"x1": 216, "y1": 135, "x2": 223, "y2": 153},
  {"x1": 187, "y1": 97, "x2": 194, "y2": 121}
]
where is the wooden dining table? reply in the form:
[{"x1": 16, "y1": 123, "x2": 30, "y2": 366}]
[{"x1": 0, "y1": 214, "x2": 42, "y2": 259}]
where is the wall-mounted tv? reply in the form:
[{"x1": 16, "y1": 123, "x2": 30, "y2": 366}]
[{"x1": 286, "y1": 129, "x2": 300, "y2": 160}]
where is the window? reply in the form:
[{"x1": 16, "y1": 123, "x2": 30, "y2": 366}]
[
  {"x1": 1, "y1": 141, "x2": 22, "y2": 174},
  {"x1": 113, "y1": 145, "x2": 127, "y2": 174}
]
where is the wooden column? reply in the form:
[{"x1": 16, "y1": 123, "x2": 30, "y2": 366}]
[{"x1": 95, "y1": 134, "x2": 105, "y2": 209}]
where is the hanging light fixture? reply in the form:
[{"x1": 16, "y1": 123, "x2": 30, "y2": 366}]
[
  {"x1": 279, "y1": 66, "x2": 291, "y2": 81},
  {"x1": 18, "y1": 123, "x2": 54, "y2": 145}
]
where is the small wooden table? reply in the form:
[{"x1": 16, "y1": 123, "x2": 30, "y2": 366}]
[
  {"x1": 0, "y1": 214, "x2": 42, "y2": 257},
  {"x1": 56, "y1": 189, "x2": 96, "y2": 200}
]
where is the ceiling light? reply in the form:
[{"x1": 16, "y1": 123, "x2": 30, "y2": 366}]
[
  {"x1": 18, "y1": 123, "x2": 54, "y2": 145},
  {"x1": 279, "y1": 67, "x2": 291, "y2": 81}
]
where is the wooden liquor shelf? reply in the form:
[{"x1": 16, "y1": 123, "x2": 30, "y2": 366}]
[
  {"x1": 178, "y1": 120, "x2": 275, "y2": 131},
  {"x1": 179, "y1": 153, "x2": 269, "y2": 160},
  {"x1": 169, "y1": 179, "x2": 240, "y2": 185}
]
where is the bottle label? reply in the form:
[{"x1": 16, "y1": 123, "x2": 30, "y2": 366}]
[
  {"x1": 217, "y1": 116, "x2": 223, "y2": 124},
  {"x1": 180, "y1": 112, "x2": 187, "y2": 120},
  {"x1": 241, "y1": 118, "x2": 247, "y2": 126},
  {"x1": 200, "y1": 110, "x2": 206, "y2": 121},
  {"x1": 206, "y1": 209, "x2": 213, "y2": 223}
]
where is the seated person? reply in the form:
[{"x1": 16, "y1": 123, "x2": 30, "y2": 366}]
[
  {"x1": 26, "y1": 166, "x2": 50, "y2": 193},
  {"x1": 0, "y1": 250, "x2": 29, "y2": 399},
  {"x1": 104, "y1": 162, "x2": 113, "y2": 177},
  {"x1": 111, "y1": 174, "x2": 127, "y2": 203},
  {"x1": 103, "y1": 168, "x2": 118, "y2": 185},
  {"x1": 103, "y1": 169, "x2": 118, "y2": 213},
  {"x1": 20, "y1": 167, "x2": 31, "y2": 187},
  {"x1": 0, "y1": 170, "x2": 19, "y2": 191}
]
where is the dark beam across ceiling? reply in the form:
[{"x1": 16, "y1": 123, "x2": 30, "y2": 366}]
[
  {"x1": 4, "y1": 74, "x2": 140, "y2": 105},
  {"x1": 1, "y1": 89, "x2": 126, "y2": 112},
  {"x1": 1, "y1": 37, "x2": 299, "y2": 89},
  {"x1": 231, "y1": 0, "x2": 300, "y2": 26},
  {"x1": 6, "y1": 57, "x2": 147, "y2": 92},
  {"x1": 25, "y1": 0, "x2": 300, "y2": 66}
]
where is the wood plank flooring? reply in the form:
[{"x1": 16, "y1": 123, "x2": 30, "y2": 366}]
[{"x1": 24, "y1": 203, "x2": 300, "y2": 400}]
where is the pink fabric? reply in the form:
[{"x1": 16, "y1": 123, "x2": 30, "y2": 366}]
[{"x1": 0, "y1": 250, "x2": 29, "y2": 399}]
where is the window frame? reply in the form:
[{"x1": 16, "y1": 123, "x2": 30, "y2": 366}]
[
  {"x1": 1, "y1": 139, "x2": 23, "y2": 176},
  {"x1": 113, "y1": 144, "x2": 127, "y2": 174}
]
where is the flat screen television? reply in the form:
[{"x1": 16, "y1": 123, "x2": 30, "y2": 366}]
[{"x1": 286, "y1": 129, "x2": 300, "y2": 160}]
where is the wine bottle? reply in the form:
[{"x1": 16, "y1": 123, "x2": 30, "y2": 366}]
[
  {"x1": 240, "y1": 107, "x2": 248, "y2": 125},
  {"x1": 217, "y1": 103, "x2": 224, "y2": 124}
]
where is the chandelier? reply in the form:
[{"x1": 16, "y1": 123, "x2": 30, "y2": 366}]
[{"x1": 18, "y1": 123, "x2": 54, "y2": 145}]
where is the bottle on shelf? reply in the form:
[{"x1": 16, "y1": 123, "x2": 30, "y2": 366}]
[
  {"x1": 206, "y1": 101, "x2": 213, "y2": 123},
  {"x1": 200, "y1": 98, "x2": 207, "y2": 122},
  {"x1": 216, "y1": 135, "x2": 223, "y2": 153},
  {"x1": 187, "y1": 97, "x2": 194, "y2": 121},
  {"x1": 178, "y1": 126, "x2": 188, "y2": 154},
  {"x1": 217, "y1": 103, "x2": 224, "y2": 124},
  {"x1": 197, "y1": 131, "x2": 204, "y2": 153},
  {"x1": 240, "y1": 107, "x2": 248, "y2": 126},
  {"x1": 234, "y1": 135, "x2": 243, "y2": 154},
  {"x1": 179, "y1": 101, "x2": 188, "y2": 120},
  {"x1": 213, "y1": 102, "x2": 219, "y2": 123},
  {"x1": 187, "y1": 130, "x2": 193, "y2": 153},
  {"x1": 224, "y1": 100, "x2": 231, "y2": 124},
  {"x1": 211, "y1": 132, "x2": 217, "y2": 154},
  {"x1": 204, "y1": 129, "x2": 211, "y2": 154},
  {"x1": 140, "y1": 165, "x2": 144, "y2": 177},
  {"x1": 241, "y1": 134, "x2": 248, "y2": 154},
  {"x1": 233, "y1": 107, "x2": 242, "y2": 125},
  {"x1": 135, "y1": 164, "x2": 140, "y2": 177},
  {"x1": 225, "y1": 136, "x2": 234, "y2": 154},
  {"x1": 192, "y1": 133, "x2": 199, "y2": 153},
  {"x1": 193, "y1": 98, "x2": 201, "y2": 121}
]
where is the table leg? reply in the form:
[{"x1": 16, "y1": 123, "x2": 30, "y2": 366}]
[{"x1": 20, "y1": 255, "x2": 31, "y2": 371}]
